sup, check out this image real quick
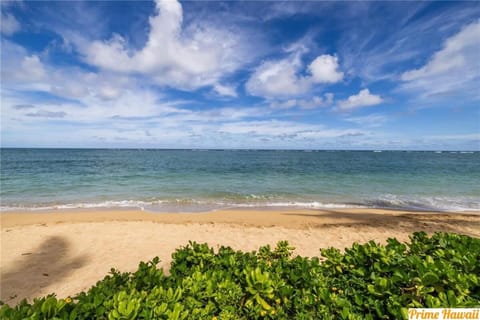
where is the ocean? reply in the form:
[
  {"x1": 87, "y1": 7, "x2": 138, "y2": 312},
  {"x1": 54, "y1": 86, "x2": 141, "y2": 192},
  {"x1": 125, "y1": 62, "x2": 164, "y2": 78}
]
[{"x1": 1, "y1": 148, "x2": 479, "y2": 212}]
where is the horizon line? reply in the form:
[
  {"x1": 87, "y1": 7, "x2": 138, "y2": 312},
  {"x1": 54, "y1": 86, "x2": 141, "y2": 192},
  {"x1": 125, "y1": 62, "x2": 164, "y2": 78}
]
[{"x1": 1, "y1": 147, "x2": 478, "y2": 152}]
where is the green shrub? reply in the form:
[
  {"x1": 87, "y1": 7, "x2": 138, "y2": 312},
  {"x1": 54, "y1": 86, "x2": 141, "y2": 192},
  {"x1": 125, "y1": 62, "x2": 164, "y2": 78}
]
[{"x1": 1, "y1": 232, "x2": 479, "y2": 319}]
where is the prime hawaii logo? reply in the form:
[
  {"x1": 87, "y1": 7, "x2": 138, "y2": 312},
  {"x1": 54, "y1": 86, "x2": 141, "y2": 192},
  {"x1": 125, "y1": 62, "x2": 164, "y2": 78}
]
[{"x1": 409, "y1": 308, "x2": 480, "y2": 320}]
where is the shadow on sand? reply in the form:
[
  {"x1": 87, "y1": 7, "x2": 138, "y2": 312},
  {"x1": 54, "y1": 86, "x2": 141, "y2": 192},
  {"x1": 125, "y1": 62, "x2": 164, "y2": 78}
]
[
  {"x1": 1, "y1": 235, "x2": 88, "y2": 304},
  {"x1": 281, "y1": 209, "x2": 480, "y2": 236}
]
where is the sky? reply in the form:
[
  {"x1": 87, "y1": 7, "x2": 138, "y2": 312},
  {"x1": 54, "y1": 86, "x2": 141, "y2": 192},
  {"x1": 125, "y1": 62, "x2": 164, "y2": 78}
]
[{"x1": 1, "y1": 0, "x2": 479, "y2": 150}]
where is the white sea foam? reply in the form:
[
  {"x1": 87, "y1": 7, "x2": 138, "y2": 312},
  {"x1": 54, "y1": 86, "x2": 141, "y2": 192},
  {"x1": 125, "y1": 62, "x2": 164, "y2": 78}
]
[
  {"x1": 2, "y1": 196, "x2": 478, "y2": 213},
  {"x1": 0, "y1": 200, "x2": 154, "y2": 212},
  {"x1": 366, "y1": 194, "x2": 480, "y2": 212}
]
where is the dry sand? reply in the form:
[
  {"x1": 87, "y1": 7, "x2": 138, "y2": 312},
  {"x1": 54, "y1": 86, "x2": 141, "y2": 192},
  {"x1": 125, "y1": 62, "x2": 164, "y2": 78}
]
[{"x1": 1, "y1": 208, "x2": 479, "y2": 305}]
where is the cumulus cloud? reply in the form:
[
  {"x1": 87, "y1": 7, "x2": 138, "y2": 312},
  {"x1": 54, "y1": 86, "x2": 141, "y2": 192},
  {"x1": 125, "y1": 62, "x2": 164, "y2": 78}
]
[
  {"x1": 1, "y1": 41, "x2": 182, "y2": 127},
  {"x1": 1, "y1": 39, "x2": 177, "y2": 122},
  {"x1": 336, "y1": 89, "x2": 383, "y2": 112},
  {"x1": 81, "y1": 0, "x2": 250, "y2": 91},
  {"x1": 2, "y1": 42, "x2": 270, "y2": 141},
  {"x1": 1, "y1": 12, "x2": 20, "y2": 35},
  {"x1": 246, "y1": 51, "x2": 343, "y2": 98},
  {"x1": 245, "y1": 55, "x2": 309, "y2": 97},
  {"x1": 400, "y1": 21, "x2": 480, "y2": 99},
  {"x1": 308, "y1": 55, "x2": 344, "y2": 83}
]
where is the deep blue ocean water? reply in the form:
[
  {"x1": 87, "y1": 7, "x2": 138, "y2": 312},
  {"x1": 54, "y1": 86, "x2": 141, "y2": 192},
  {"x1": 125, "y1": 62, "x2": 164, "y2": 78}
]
[{"x1": 1, "y1": 148, "x2": 479, "y2": 212}]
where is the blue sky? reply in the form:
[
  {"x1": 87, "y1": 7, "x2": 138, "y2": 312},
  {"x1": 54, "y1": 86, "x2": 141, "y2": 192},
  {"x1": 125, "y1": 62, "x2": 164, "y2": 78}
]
[{"x1": 1, "y1": 0, "x2": 479, "y2": 150}]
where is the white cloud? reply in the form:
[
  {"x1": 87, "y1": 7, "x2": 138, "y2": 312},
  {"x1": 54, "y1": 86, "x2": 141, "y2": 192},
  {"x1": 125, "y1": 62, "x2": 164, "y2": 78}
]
[
  {"x1": 1, "y1": 42, "x2": 173, "y2": 124},
  {"x1": 50, "y1": 83, "x2": 88, "y2": 99},
  {"x1": 296, "y1": 93, "x2": 334, "y2": 109},
  {"x1": 429, "y1": 133, "x2": 480, "y2": 141},
  {"x1": 1, "y1": 43, "x2": 47, "y2": 87},
  {"x1": 1, "y1": 39, "x2": 183, "y2": 122},
  {"x1": 1, "y1": 41, "x2": 49, "y2": 91},
  {"x1": 336, "y1": 89, "x2": 383, "y2": 112},
  {"x1": 246, "y1": 53, "x2": 343, "y2": 98},
  {"x1": 80, "y1": 0, "x2": 251, "y2": 92},
  {"x1": 217, "y1": 120, "x2": 365, "y2": 139},
  {"x1": 25, "y1": 110, "x2": 67, "y2": 118},
  {"x1": 21, "y1": 55, "x2": 46, "y2": 80},
  {"x1": 212, "y1": 84, "x2": 237, "y2": 98},
  {"x1": 400, "y1": 21, "x2": 480, "y2": 99},
  {"x1": 246, "y1": 55, "x2": 310, "y2": 97},
  {"x1": 96, "y1": 85, "x2": 122, "y2": 100},
  {"x1": 308, "y1": 55, "x2": 344, "y2": 83},
  {"x1": 2, "y1": 36, "x2": 267, "y2": 142},
  {"x1": 2, "y1": 47, "x2": 269, "y2": 141},
  {"x1": 270, "y1": 93, "x2": 334, "y2": 109},
  {"x1": 164, "y1": 107, "x2": 266, "y2": 124},
  {"x1": 1, "y1": 12, "x2": 20, "y2": 35},
  {"x1": 2, "y1": 52, "x2": 367, "y2": 148},
  {"x1": 344, "y1": 113, "x2": 388, "y2": 127}
]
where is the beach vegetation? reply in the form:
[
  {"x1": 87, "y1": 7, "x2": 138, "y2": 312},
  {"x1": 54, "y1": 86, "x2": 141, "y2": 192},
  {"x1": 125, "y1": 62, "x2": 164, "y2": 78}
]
[{"x1": 1, "y1": 232, "x2": 479, "y2": 319}]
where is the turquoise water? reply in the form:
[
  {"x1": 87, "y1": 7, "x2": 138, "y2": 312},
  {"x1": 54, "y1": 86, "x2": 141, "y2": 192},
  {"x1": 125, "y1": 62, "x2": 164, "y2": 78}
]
[{"x1": 1, "y1": 148, "x2": 479, "y2": 212}]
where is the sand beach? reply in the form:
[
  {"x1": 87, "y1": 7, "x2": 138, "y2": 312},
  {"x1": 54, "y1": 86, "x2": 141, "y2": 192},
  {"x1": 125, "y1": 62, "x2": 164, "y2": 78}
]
[{"x1": 1, "y1": 208, "x2": 479, "y2": 305}]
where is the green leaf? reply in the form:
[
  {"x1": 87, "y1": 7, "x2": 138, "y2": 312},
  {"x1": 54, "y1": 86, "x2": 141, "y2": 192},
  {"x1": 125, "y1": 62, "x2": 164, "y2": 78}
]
[{"x1": 421, "y1": 272, "x2": 439, "y2": 286}]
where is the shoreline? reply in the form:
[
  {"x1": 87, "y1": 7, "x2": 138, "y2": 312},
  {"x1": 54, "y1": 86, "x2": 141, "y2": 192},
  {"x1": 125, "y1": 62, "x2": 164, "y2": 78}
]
[
  {"x1": 1, "y1": 208, "x2": 479, "y2": 305},
  {"x1": 0, "y1": 207, "x2": 480, "y2": 231},
  {"x1": 2, "y1": 207, "x2": 480, "y2": 229},
  {"x1": 2, "y1": 202, "x2": 479, "y2": 215}
]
